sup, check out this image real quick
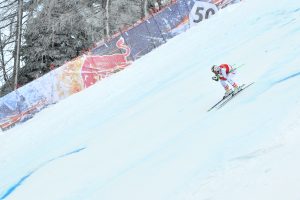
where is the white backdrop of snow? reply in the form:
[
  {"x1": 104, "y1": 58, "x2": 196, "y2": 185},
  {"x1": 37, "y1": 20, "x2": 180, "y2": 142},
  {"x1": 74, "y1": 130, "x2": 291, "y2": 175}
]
[{"x1": 1, "y1": 0, "x2": 300, "y2": 199}]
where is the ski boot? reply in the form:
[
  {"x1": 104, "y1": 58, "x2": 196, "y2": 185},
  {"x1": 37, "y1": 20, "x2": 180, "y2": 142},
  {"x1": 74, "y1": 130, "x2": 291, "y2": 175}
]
[
  {"x1": 233, "y1": 83, "x2": 242, "y2": 94},
  {"x1": 223, "y1": 88, "x2": 233, "y2": 99}
]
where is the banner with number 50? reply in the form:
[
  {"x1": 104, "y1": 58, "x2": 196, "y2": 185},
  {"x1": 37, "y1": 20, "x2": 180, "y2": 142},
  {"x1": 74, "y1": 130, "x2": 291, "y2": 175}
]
[{"x1": 189, "y1": 0, "x2": 219, "y2": 27}]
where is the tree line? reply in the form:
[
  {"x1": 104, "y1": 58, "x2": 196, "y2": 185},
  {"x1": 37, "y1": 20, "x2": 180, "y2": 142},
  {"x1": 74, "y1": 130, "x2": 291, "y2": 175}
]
[{"x1": 0, "y1": 0, "x2": 171, "y2": 97}]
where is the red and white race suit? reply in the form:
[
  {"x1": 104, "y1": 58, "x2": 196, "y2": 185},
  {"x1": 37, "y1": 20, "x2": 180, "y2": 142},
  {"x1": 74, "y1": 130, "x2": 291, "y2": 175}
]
[{"x1": 215, "y1": 64, "x2": 238, "y2": 91}]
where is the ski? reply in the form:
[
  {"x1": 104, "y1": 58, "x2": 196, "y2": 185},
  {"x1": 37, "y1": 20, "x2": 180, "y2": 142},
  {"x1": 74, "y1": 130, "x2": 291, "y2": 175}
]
[
  {"x1": 216, "y1": 82, "x2": 254, "y2": 110},
  {"x1": 207, "y1": 91, "x2": 235, "y2": 112}
]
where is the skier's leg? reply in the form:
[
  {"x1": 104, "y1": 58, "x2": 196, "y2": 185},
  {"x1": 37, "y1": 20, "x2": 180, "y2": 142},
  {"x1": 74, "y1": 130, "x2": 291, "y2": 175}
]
[
  {"x1": 220, "y1": 80, "x2": 229, "y2": 90},
  {"x1": 220, "y1": 80, "x2": 232, "y2": 97},
  {"x1": 227, "y1": 72, "x2": 239, "y2": 91}
]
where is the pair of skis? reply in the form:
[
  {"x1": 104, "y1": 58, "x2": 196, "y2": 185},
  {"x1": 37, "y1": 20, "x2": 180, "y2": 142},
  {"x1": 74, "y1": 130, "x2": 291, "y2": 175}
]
[{"x1": 207, "y1": 82, "x2": 254, "y2": 112}]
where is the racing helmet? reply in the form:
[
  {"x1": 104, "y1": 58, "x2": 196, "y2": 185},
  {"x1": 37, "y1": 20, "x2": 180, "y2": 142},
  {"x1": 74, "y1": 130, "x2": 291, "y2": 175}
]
[{"x1": 211, "y1": 65, "x2": 219, "y2": 72}]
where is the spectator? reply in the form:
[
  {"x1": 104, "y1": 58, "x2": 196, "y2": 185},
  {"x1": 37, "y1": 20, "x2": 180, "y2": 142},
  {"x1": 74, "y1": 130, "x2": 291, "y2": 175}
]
[{"x1": 148, "y1": 0, "x2": 160, "y2": 14}]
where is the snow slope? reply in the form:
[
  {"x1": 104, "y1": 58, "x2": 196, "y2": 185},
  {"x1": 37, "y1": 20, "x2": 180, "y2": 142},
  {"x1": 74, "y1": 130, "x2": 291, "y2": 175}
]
[{"x1": 1, "y1": 0, "x2": 300, "y2": 199}]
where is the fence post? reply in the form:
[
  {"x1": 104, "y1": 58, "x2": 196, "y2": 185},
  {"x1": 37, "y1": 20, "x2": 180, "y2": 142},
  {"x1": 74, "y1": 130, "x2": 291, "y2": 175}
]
[
  {"x1": 50, "y1": 69, "x2": 55, "y2": 104},
  {"x1": 182, "y1": 0, "x2": 191, "y2": 28},
  {"x1": 144, "y1": 19, "x2": 157, "y2": 49},
  {"x1": 119, "y1": 28, "x2": 135, "y2": 61},
  {"x1": 151, "y1": 13, "x2": 167, "y2": 43},
  {"x1": 14, "y1": 90, "x2": 23, "y2": 116},
  {"x1": 174, "y1": 1, "x2": 188, "y2": 31},
  {"x1": 117, "y1": 29, "x2": 124, "y2": 55}
]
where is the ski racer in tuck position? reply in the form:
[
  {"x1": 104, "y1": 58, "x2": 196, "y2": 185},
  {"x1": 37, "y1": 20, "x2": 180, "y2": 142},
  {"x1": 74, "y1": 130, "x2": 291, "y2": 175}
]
[{"x1": 211, "y1": 64, "x2": 241, "y2": 98}]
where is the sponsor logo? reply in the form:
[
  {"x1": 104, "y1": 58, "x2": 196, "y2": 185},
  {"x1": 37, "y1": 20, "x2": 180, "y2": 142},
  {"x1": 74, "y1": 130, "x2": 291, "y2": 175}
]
[{"x1": 81, "y1": 37, "x2": 132, "y2": 88}]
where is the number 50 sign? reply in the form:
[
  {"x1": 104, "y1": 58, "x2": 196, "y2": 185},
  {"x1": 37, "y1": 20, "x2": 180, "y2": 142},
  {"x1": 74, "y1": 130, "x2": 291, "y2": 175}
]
[{"x1": 189, "y1": 1, "x2": 219, "y2": 27}]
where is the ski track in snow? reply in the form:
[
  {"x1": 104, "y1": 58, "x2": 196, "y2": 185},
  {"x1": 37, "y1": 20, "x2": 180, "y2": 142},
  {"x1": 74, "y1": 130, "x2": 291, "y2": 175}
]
[{"x1": 0, "y1": 148, "x2": 86, "y2": 200}]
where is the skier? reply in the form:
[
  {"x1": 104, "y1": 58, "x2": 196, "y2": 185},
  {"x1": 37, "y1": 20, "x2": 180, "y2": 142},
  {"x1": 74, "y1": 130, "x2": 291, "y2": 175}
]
[{"x1": 211, "y1": 64, "x2": 241, "y2": 98}]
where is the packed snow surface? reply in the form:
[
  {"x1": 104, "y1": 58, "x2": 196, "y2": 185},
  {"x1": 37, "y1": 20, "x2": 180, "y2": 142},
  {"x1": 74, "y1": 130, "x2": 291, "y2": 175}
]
[{"x1": 1, "y1": 0, "x2": 300, "y2": 199}]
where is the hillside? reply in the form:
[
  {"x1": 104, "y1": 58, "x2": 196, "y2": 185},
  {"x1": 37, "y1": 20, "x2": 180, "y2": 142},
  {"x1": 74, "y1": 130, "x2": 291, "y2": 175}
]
[{"x1": 1, "y1": 0, "x2": 300, "y2": 199}]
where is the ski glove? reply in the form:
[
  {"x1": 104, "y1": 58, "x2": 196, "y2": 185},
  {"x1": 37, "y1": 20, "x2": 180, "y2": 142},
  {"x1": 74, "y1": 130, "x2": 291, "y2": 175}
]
[{"x1": 212, "y1": 76, "x2": 219, "y2": 81}]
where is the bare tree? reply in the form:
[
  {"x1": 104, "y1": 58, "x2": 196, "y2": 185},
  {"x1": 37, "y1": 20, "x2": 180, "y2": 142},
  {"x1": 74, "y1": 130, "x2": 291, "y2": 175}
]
[
  {"x1": 141, "y1": 0, "x2": 148, "y2": 18},
  {"x1": 13, "y1": 0, "x2": 23, "y2": 90},
  {"x1": 0, "y1": 0, "x2": 18, "y2": 90},
  {"x1": 0, "y1": 30, "x2": 9, "y2": 82},
  {"x1": 102, "y1": 0, "x2": 111, "y2": 38},
  {"x1": 0, "y1": 0, "x2": 35, "y2": 95}
]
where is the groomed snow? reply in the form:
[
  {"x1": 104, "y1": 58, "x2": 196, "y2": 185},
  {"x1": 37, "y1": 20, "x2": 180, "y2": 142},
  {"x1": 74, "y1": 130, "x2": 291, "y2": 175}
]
[{"x1": 1, "y1": 0, "x2": 300, "y2": 199}]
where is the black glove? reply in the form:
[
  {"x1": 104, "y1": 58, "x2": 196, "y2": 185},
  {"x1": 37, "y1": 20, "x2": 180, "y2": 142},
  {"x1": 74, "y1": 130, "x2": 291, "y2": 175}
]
[{"x1": 212, "y1": 76, "x2": 219, "y2": 81}]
